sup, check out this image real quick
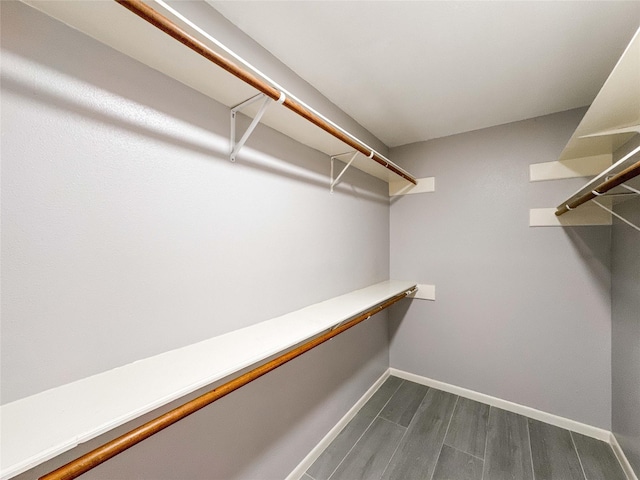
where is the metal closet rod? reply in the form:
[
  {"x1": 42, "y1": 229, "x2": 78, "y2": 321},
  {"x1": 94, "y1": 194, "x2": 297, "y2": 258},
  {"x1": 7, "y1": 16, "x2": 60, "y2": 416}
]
[
  {"x1": 555, "y1": 159, "x2": 640, "y2": 216},
  {"x1": 114, "y1": 0, "x2": 417, "y2": 185},
  {"x1": 39, "y1": 286, "x2": 417, "y2": 480}
]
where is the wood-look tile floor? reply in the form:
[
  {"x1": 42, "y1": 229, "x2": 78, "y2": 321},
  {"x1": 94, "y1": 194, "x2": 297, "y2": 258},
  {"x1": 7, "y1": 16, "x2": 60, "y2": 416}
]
[{"x1": 304, "y1": 376, "x2": 628, "y2": 480}]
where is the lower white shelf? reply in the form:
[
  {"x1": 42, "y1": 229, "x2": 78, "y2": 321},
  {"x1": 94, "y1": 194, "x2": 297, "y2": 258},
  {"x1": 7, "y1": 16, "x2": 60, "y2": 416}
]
[
  {"x1": 0, "y1": 280, "x2": 415, "y2": 480},
  {"x1": 529, "y1": 205, "x2": 612, "y2": 227}
]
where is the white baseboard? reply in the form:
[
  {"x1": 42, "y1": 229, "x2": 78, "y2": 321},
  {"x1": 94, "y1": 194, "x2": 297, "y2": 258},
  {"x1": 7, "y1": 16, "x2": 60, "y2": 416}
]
[
  {"x1": 285, "y1": 370, "x2": 390, "y2": 480},
  {"x1": 611, "y1": 432, "x2": 639, "y2": 480},
  {"x1": 389, "y1": 368, "x2": 611, "y2": 442},
  {"x1": 288, "y1": 368, "x2": 635, "y2": 480}
]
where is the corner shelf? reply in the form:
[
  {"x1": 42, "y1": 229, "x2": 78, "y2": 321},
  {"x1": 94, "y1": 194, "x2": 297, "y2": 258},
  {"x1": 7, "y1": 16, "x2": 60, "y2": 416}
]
[
  {"x1": 557, "y1": 25, "x2": 639, "y2": 164},
  {"x1": 556, "y1": 26, "x2": 640, "y2": 205},
  {"x1": 530, "y1": 26, "x2": 640, "y2": 228}
]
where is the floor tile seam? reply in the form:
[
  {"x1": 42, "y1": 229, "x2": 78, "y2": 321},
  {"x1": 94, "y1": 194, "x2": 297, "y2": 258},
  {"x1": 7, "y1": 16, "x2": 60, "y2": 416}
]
[
  {"x1": 427, "y1": 394, "x2": 459, "y2": 480},
  {"x1": 380, "y1": 381, "x2": 432, "y2": 430},
  {"x1": 441, "y1": 394, "x2": 489, "y2": 460},
  {"x1": 569, "y1": 431, "x2": 590, "y2": 480},
  {"x1": 441, "y1": 441, "x2": 485, "y2": 462},
  {"x1": 375, "y1": 413, "x2": 410, "y2": 430},
  {"x1": 478, "y1": 402, "x2": 490, "y2": 459},
  {"x1": 370, "y1": 379, "x2": 409, "y2": 436},
  {"x1": 377, "y1": 385, "x2": 428, "y2": 429},
  {"x1": 324, "y1": 413, "x2": 381, "y2": 480},
  {"x1": 480, "y1": 405, "x2": 492, "y2": 480},
  {"x1": 376, "y1": 416, "x2": 408, "y2": 429},
  {"x1": 371, "y1": 418, "x2": 409, "y2": 480},
  {"x1": 377, "y1": 409, "x2": 415, "y2": 480},
  {"x1": 374, "y1": 378, "x2": 406, "y2": 418},
  {"x1": 525, "y1": 412, "x2": 536, "y2": 480},
  {"x1": 528, "y1": 419, "x2": 589, "y2": 480},
  {"x1": 377, "y1": 431, "x2": 405, "y2": 479},
  {"x1": 379, "y1": 386, "x2": 458, "y2": 478},
  {"x1": 325, "y1": 380, "x2": 405, "y2": 480}
]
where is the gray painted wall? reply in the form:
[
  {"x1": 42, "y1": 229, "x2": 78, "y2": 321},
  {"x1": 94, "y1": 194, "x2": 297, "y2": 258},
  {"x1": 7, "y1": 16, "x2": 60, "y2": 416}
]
[
  {"x1": 611, "y1": 196, "x2": 640, "y2": 475},
  {"x1": 3, "y1": 1, "x2": 635, "y2": 478},
  {"x1": 389, "y1": 109, "x2": 613, "y2": 429},
  {"x1": 1, "y1": 1, "x2": 390, "y2": 477}
]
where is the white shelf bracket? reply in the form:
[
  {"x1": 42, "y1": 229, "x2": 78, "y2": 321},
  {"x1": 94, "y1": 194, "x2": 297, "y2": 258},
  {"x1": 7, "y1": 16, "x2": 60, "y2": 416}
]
[
  {"x1": 407, "y1": 284, "x2": 436, "y2": 301},
  {"x1": 330, "y1": 151, "x2": 358, "y2": 193},
  {"x1": 230, "y1": 92, "x2": 285, "y2": 162},
  {"x1": 592, "y1": 180, "x2": 640, "y2": 232},
  {"x1": 593, "y1": 199, "x2": 640, "y2": 232},
  {"x1": 619, "y1": 182, "x2": 640, "y2": 196}
]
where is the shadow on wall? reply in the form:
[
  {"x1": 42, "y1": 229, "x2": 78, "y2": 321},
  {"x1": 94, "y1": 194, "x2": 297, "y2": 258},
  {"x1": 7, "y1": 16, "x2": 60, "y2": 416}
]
[
  {"x1": 1, "y1": 0, "x2": 391, "y2": 203},
  {"x1": 1, "y1": 70, "x2": 226, "y2": 157},
  {"x1": 2, "y1": 0, "x2": 389, "y2": 203},
  {"x1": 2, "y1": 62, "x2": 387, "y2": 204},
  {"x1": 562, "y1": 226, "x2": 612, "y2": 297},
  {"x1": 388, "y1": 298, "x2": 413, "y2": 344}
]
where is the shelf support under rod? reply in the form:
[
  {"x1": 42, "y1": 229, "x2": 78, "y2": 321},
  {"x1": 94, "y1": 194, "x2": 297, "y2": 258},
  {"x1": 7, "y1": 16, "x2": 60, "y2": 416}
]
[
  {"x1": 556, "y1": 158, "x2": 640, "y2": 216},
  {"x1": 330, "y1": 151, "x2": 358, "y2": 193},
  {"x1": 230, "y1": 92, "x2": 285, "y2": 162}
]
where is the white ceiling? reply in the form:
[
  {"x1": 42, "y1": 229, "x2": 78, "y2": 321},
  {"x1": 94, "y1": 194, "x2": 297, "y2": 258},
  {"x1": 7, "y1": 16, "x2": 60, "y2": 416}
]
[{"x1": 208, "y1": 1, "x2": 640, "y2": 148}]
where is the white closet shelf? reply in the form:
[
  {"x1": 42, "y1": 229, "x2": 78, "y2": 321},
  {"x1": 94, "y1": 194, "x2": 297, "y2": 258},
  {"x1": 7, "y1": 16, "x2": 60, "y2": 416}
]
[
  {"x1": 552, "y1": 26, "x2": 640, "y2": 223},
  {"x1": 557, "y1": 27, "x2": 640, "y2": 164},
  {"x1": 22, "y1": 0, "x2": 417, "y2": 188},
  {"x1": 0, "y1": 280, "x2": 416, "y2": 480}
]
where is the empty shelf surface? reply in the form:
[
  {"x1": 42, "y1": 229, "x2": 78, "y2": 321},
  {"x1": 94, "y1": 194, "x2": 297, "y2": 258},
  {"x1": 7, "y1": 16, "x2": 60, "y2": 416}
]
[
  {"x1": 0, "y1": 280, "x2": 415, "y2": 479},
  {"x1": 22, "y1": 0, "x2": 415, "y2": 185},
  {"x1": 558, "y1": 27, "x2": 640, "y2": 162}
]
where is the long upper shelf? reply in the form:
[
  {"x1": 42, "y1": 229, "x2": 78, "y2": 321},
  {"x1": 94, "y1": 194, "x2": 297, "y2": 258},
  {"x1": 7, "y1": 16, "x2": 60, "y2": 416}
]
[{"x1": 23, "y1": 0, "x2": 417, "y2": 187}]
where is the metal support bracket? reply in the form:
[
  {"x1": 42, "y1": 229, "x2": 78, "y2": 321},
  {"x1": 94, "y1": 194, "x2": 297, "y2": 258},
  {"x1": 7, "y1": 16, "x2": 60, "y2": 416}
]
[
  {"x1": 590, "y1": 180, "x2": 640, "y2": 199},
  {"x1": 593, "y1": 199, "x2": 640, "y2": 232},
  {"x1": 230, "y1": 92, "x2": 285, "y2": 162},
  {"x1": 330, "y1": 151, "x2": 359, "y2": 193},
  {"x1": 592, "y1": 181, "x2": 640, "y2": 232},
  {"x1": 619, "y1": 182, "x2": 640, "y2": 196}
]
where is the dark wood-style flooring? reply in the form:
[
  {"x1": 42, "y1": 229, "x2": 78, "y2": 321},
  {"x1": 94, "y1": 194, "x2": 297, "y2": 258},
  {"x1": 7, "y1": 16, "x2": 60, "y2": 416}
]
[{"x1": 304, "y1": 376, "x2": 627, "y2": 480}]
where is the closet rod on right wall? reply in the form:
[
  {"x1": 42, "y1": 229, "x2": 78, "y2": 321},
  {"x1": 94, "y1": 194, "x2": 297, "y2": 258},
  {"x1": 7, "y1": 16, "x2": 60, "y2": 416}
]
[{"x1": 556, "y1": 159, "x2": 640, "y2": 216}]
